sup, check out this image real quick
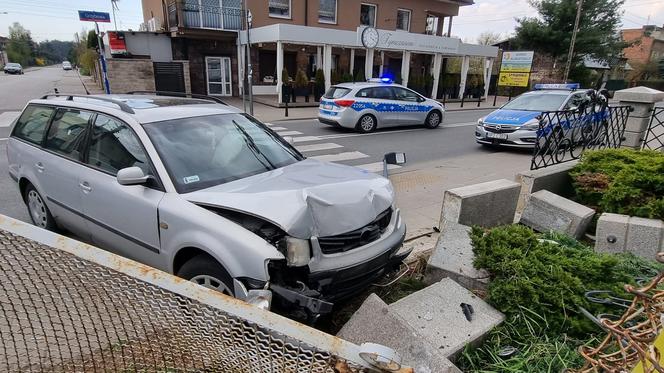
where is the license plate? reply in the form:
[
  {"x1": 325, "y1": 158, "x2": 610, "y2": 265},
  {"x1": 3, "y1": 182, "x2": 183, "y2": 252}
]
[
  {"x1": 323, "y1": 104, "x2": 333, "y2": 110},
  {"x1": 487, "y1": 132, "x2": 508, "y2": 140}
]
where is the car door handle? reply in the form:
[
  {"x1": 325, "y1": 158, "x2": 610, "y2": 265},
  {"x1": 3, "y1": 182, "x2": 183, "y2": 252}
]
[
  {"x1": 35, "y1": 162, "x2": 44, "y2": 172},
  {"x1": 79, "y1": 182, "x2": 92, "y2": 193}
]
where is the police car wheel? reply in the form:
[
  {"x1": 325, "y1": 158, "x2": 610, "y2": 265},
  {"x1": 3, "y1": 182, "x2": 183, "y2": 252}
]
[
  {"x1": 356, "y1": 114, "x2": 377, "y2": 133},
  {"x1": 425, "y1": 111, "x2": 442, "y2": 129}
]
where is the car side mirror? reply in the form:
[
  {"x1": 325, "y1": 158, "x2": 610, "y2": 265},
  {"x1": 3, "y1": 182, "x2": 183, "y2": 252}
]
[{"x1": 117, "y1": 166, "x2": 151, "y2": 186}]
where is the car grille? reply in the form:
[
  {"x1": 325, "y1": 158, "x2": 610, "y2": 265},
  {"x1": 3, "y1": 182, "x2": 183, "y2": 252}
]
[
  {"x1": 484, "y1": 124, "x2": 519, "y2": 133},
  {"x1": 317, "y1": 208, "x2": 392, "y2": 254}
]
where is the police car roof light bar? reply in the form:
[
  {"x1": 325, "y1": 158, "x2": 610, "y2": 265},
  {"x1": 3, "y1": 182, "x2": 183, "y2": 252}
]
[
  {"x1": 367, "y1": 77, "x2": 394, "y2": 84},
  {"x1": 534, "y1": 83, "x2": 580, "y2": 90}
]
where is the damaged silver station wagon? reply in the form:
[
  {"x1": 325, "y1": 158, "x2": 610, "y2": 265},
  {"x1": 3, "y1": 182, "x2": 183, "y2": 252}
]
[{"x1": 7, "y1": 93, "x2": 409, "y2": 321}]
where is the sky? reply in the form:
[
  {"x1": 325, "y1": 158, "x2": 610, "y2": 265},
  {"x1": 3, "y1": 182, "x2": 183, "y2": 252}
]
[{"x1": 1, "y1": 0, "x2": 663, "y2": 43}]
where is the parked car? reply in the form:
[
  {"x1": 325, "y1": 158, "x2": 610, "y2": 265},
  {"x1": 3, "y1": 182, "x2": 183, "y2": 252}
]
[
  {"x1": 4, "y1": 63, "x2": 24, "y2": 74},
  {"x1": 475, "y1": 83, "x2": 600, "y2": 148},
  {"x1": 318, "y1": 78, "x2": 445, "y2": 133},
  {"x1": 7, "y1": 93, "x2": 409, "y2": 321},
  {"x1": 62, "y1": 61, "x2": 72, "y2": 70}
]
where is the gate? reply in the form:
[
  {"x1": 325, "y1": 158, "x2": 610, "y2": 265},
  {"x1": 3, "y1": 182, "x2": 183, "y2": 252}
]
[
  {"x1": 154, "y1": 62, "x2": 186, "y2": 93},
  {"x1": 642, "y1": 106, "x2": 664, "y2": 151},
  {"x1": 0, "y1": 215, "x2": 400, "y2": 372},
  {"x1": 530, "y1": 105, "x2": 630, "y2": 170}
]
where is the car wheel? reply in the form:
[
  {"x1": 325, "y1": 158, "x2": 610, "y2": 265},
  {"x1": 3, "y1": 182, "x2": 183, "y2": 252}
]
[
  {"x1": 425, "y1": 111, "x2": 442, "y2": 129},
  {"x1": 24, "y1": 184, "x2": 57, "y2": 231},
  {"x1": 356, "y1": 114, "x2": 377, "y2": 133},
  {"x1": 177, "y1": 254, "x2": 235, "y2": 296}
]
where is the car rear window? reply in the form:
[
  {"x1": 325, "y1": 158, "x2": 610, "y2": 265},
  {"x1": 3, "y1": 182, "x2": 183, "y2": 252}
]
[
  {"x1": 11, "y1": 105, "x2": 55, "y2": 145},
  {"x1": 323, "y1": 87, "x2": 351, "y2": 99}
]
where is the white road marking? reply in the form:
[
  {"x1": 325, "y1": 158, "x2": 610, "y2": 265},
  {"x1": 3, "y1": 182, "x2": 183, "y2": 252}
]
[
  {"x1": 269, "y1": 126, "x2": 287, "y2": 131},
  {"x1": 291, "y1": 136, "x2": 321, "y2": 143},
  {"x1": 276, "y1": 130, "x2": 303, "y2": 136},
  {"x1": 444, "y1": 121, "x2": 479, "y2": 128},
  {"x1": 0, "y1": 111, "x2": 20, "y2": 128},
  {"x1": 315, "y1": 122, "x2": 477, "y2": 140},
  {"x1": 354, "y1": 162, "x2": 402, "y2": 173},
  {"x1": 310, "y1": 151, "x2": 369, "y2": 162},
  {"x1": 295, "y1": 143, "x2": 344, "y2": 153},
  {"x1": 264, "y1": 122, "x2": 274, "y2": 126}
]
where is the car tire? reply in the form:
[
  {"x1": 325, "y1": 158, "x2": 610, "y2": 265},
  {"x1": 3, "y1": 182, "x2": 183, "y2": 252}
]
[
  {"x1": 23, "y1": 184, "x2": 58, "y2": 231},
  {"x1": 177, "y1": 254, "x2": 235, "y2": 296},
  {"x1": 425, "y1": 110, "x2": 443, "y2": 129},
  {"x1": 356, "y1": 114, "x2": 377, "y2": 133}
]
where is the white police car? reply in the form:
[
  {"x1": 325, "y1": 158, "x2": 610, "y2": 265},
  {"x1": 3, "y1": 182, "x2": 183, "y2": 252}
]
[
  {"x1": 475, "y1": 83, "x2": 595, "y2": 148},
  {"x1": 318, "y1": 78, "x2": 445, "y2": 133}
]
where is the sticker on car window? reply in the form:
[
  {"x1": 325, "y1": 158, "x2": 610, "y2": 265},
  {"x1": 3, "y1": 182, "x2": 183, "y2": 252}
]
[{"x1": 183, "y1": 175, "x2": 200, "y2": 184}]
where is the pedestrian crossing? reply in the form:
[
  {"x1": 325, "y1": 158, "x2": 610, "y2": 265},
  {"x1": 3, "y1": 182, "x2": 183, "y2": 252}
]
[{"x1": 264, "y1": 122, "x2": 404, "y2": 173}]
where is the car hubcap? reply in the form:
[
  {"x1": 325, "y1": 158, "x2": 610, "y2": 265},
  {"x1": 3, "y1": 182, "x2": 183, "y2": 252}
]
[
  {"x1": 27, "y1": 190, "x2": 48, "y2": 228},
  {"x1": 361, "y1": 117, "x2": 374, "y2": 131},
  {"x1": 429, "y1": 113, "x2": 441, "y2": 126},
  {"x1": 191, "y1": 274, "x2": 232, "y2": 295}
]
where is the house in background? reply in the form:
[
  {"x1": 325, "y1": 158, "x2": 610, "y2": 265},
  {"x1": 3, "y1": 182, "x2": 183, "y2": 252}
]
[
  {"x1": 621, "y1": 24, "x2": 664, "y2": 84},
  {"x1": 0, "y1": 36, "x2": 8, "y2": 68}
]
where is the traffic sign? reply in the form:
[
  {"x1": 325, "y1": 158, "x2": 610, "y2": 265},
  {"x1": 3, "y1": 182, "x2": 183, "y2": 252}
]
[{"x1": 78, "y1": 10, "x2": 111, "y2": 23}]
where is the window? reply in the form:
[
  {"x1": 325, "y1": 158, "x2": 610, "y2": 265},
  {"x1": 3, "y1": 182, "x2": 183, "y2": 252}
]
[
  {"x1": 425, "y1": 15, "x2": 439, "y2": 35},
  {"x1": 269, "y1": 0, "x2": 291, "y2": 18},
  {"x1": 502, "y1": 93, "x2": 569, "y2": 111},
  {"x1": 392, "y1": 87, "x2": 421, "y2": 102},
  {"x1": 356, "y1": 87, "x2": 393, "y2": 100},
  {"x1": 11, "y1": 105, "x2": 54, "y2": 145},
  {"x1": 319, "y1": 0, "x2": 337, "y2": 23},
  {"x1": 44, "y1": 109, "x2": 91, "y2": 160},
  {"x1": 86, "y1": 115, "x2": 151, "y2": 176},
  {"x1": 396, "y1": 9, "x2": 411, "y2": 31},
  {"x1": 323, "y1": 87, "x2": 351, "y2": 99},
  {"x1": 360, "y1": 3, "x2": 377, "y2": 27}
]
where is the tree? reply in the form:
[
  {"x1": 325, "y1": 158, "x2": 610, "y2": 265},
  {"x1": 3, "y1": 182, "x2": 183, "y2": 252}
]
[
  {"x1": 513, "y1": 0, "x2": 626, "y2": 81},
  {"x1": 477, "y1": 31, "x2": 503, "y2": 46},
  {"x1": 6, "y1": 22, "x2": 35, "y2": 66}
]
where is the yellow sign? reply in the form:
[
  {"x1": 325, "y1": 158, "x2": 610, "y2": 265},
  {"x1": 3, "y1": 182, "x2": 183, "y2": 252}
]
[{"x1": 498, "y1": 72, "x2": 530, "y2": 87}]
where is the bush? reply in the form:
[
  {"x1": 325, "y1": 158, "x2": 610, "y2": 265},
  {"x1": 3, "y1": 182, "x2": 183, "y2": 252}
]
[
  {"x1": 314, "y1": 69, "x2": 325, "y2": 89},
  {"x1": 294, "y1": 69, "x2": 308, "y2": 89},
  {"x1": 570, "y1": 149, "x2": 664, "y2": 220}
]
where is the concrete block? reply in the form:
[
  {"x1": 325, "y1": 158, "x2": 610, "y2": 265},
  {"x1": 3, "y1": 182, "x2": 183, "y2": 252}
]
[
  {"x1": 337, "y1": 294, "x2": 462, "y2": 373},
  {"x1": 626, "y1": 217, "x2": 664, "y2": 260},
  {"x1": 514, "y1": 161, "x2": 577, "y2": 219},
  {"x1": 425, "y1": 221, "x2": 490, "y2": 291},
  {"x1": 614, "y1": 86, "x2": 664, "y2": 103},
  {"x1": 620, "y1": 131, "x2": 645, "y2": 149},
  {"x1": 625, "y1": 116, "x2": 652, "y2": 133},
  {"x1": 628, "y1": 103, "x2": 655, "y2": 118},
  {"x1": 520, "y1": 190, "x2": 595, "y2": 239},
  {"x1": 441, "y1": 179, "x2": 520, "y2": 228},
  {"x1": 595, "y1": 213, "x2": 630, "y2": 254},
  {"x1": 390, "y1": 278, "x2": 505, "y2": 359}
]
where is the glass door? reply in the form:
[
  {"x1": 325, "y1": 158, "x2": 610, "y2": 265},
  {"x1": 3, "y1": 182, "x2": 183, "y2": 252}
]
[{"x1": 206, "y1": 56, "x2": 233, "y2": 96}]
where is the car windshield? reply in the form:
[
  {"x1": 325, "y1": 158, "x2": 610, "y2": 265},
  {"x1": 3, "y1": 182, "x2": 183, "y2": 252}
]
[
  {"x1": 501, "y1": 92, "x2": 569, "y2": 111},
  {"x1": 7, "y1": 63, "x2": 20, "y2": 68},
  {"x1": 143, "y1": 113, "x2": 304, "y2": 193}
]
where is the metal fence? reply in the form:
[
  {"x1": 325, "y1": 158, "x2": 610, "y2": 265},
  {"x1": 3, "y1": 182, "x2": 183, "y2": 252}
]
[
  {"x1": 530, "y1": 105, "x2": 630, "y2": 170},
  {"x1": 642, "y1": 106, "x2": 664, "y2": 151},
  {"x1": 0, "y1": 214, "x2": 396, "y2": 372}
]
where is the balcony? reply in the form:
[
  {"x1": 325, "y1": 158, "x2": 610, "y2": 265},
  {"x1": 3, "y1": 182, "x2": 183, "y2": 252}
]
[{"x1": 168, "y1": 0, "x2": 242, "y2": 31}]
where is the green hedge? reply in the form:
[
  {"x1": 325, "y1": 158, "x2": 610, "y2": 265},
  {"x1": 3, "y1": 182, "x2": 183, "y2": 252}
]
[{"x1": 570, "y1": 149, "x2": 664, "y2": 220}]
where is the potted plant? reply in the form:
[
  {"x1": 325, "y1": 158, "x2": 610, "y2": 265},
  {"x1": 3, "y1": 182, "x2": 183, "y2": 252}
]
[
  {"x1": 314, "y1": 69, "x2": 325, "y2": 102},
  {"x1": 281, "y1": 68, "x2": 291, "y2": 103},
  {"x1": 354, "y1": 68, "x2": 365, "y2": 83},
  {"x1": 342, "y1": 72, "x2": 353, "y2": 83},
  {"x1": 294, "y1": 69, "x2": 310, "y2": 102}
]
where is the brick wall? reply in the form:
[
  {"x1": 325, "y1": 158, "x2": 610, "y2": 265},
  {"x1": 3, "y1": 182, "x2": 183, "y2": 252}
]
[
  {"x1": 106, "y1": 59, "x2": 155, "y2": 93},
  {"x1": 623, "y1": 29, "x2": 654, "y2": 66}
]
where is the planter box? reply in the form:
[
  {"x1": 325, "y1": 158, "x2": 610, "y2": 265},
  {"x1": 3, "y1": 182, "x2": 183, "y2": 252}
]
[{"x1": 596, "y1": 213, "x2": 664, "y2": 259}]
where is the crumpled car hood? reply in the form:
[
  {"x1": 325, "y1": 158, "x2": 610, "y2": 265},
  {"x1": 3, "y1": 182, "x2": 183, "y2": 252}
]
[{"x1": 184, "y1": 159, "x2": 394, "y2": 238}]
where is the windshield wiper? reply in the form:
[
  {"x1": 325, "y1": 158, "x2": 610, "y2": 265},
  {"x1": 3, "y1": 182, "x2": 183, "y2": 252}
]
[{"x1": 232, "y1": 120, "x2": 276, "y2": 170}]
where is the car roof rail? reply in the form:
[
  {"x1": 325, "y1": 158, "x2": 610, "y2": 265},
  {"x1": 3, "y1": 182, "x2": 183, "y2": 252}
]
[
  {"x1": 40, "y1": 94, "x2": 136, "y2": 114},
  {"x1": 125, "y1": 90, "x2": 228, "y2": 105}
]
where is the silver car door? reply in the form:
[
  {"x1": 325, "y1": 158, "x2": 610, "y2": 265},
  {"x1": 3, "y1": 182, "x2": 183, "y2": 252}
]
[
  {"x1": 393, "y1": 87, "x2": 428, "y2": 125},
  {"x1": 79, "y1": 114, "x2": 164, "y2": 267}
]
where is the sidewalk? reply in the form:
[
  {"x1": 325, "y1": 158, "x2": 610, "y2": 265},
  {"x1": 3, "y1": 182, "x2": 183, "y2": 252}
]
[{"x1": 224, "y1": 96, "x2": 509, "y2": 123}]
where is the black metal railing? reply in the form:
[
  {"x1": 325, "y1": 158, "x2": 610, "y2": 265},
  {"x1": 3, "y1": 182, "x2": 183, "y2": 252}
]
[
  {"x1": 530, "y1": 104, "x2": 630, "y2": 170},
  {"x1": 643, "y1": 106, "x2": 664, "y2": 151},
  {"x1": 168, "y1": 0, "x2": 242, "y2": 31}
]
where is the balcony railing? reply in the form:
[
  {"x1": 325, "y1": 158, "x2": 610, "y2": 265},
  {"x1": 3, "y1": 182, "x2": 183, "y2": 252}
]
[{"x1": 168, "y1": 0, "x2": 242, "y2": 31}]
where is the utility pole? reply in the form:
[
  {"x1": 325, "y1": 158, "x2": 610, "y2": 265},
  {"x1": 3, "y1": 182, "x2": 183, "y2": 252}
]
[
  {"x1": 95, "y1": 22, "x2": 111, "y2": 94},
  {"x1": 243, "y1": 0, "x2": 254, "y2": 115},
  {"x1": 111, "y1": 0, "x2": 119, "y2": 31},
  {"x1": 563, "y1": 0, "x2": 584, "y2": 82}
]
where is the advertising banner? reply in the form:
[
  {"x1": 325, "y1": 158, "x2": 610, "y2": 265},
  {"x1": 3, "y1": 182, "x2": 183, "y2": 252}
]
[{"x1": 498, "y1": 51, "x2": 534, "y2": 87}]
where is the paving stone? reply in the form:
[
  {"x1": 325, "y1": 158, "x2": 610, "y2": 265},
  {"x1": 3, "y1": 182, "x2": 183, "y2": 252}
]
[
  {"x1": 425, "y1": 221, "x2": 490, "y2": 291},
  {"x1": 441, "y1": 179, "x2": 520, "y2": 228},
  {"x1": 626, "y1": 217, "x2": 664, "y2": 260},
  {"x1": 337, "y1": 293, "x2": 461, "y2": 373},
  {"x1": 595, "y1": 213, "x2": 630, "y2": 254},
  {"x1": 390, "y1": 278, "x2": 505, "y2": 360},
  {"x1": 520, "y1": 190, "x2": 595, "y2": 239}
]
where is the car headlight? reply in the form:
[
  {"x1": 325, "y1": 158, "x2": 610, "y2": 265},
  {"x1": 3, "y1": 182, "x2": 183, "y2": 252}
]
[
  {"x1": 523, "y1": 123, "x2": 539, "y2": 131},
  {"x1": 284, "y1": 237, "x2": 311, "y2": 267},
  {"x1": 478, "y1": 118, "x2": 485, "y2": 126}
]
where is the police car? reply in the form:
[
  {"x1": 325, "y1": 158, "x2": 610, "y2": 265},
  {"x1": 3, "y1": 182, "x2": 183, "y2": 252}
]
[
  {"x1": 475, "y1": 83, "x2": 596, "y2": 148},
  {"x1": 318, "y1": 78, "x2": 445, "y2": 133}
]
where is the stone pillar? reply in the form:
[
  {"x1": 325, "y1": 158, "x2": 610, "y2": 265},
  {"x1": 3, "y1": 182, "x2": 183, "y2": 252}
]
[
  {"x1": 401, "y1": 51, "x2": 411, "y2": 87},
  {"x1": 458, "y1": 55, "x2": 470, "y2": 99},
  {"x1": 350, "y1": 48, "x2": 355, "y2": 75},
  {"x1": 276, "y1": 41, "x2": 284, "y2": 103},
  {"x1": 365, "y1": 48, "x2": 374, "y2": 80},
  {"x1": 316, "y1": 46, "x2": 322, "y2": 71},
  {"x1": 430, "y1": 53, "x2": 443, "y2": 99},
  {"x1": 323, "y1": 44, "x2": 332, "y2": 91},
  {"x1": 237, "y1": 41, "x2": 245, "y2": 97},
  {"x1": 613, "y1": 87, "x2": 664, "y2": 149},
  {"x1": 379, "y1": 51, "x2": 384, "y2": 77},
  {"x1": 483, "y1": 58, "x2": 494, "y2": 99}
]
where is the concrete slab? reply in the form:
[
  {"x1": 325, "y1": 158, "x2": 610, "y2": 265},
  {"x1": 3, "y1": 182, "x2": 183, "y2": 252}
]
[
  {"x1": 520, "y1": 190, "x2": 595, "y2": 239},
  {"x1": 613, "y1": 86, "x2": 664, "y2": 103},
  {"x1": 441, "y1": 179, "x2": 520, "y2": 228},
  {"x1": 595, "y1": 213, "x2": 630, "y2": 254},
  {"x1": 390, "y1": 278, "x2": 505, "y2": 359},
  {"x1": 337, "y1": 294, "x2": 462, "y2": 373},
  {"x1": 625, "y1": 217, "x2": 664, "y2": 260},
  {"x1": 425, "y1": 221, "x2": 490, "y2": 290},
  {"x1": 514, "y1": 161, "x2": 577, "y2": 220}
]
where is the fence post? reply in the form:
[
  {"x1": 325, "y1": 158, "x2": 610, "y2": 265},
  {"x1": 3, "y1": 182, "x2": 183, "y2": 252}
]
[
  {"x1": 477, "y1": 93, "x2": 481, "y2": 107},
  {"x1": 613, "y1": 86, "x2": 664, "y2": 149},
  {"x1": 284, "y1": 100, "x2": 289, "y2": 118},
  {"x1": 460, "y1": 92, "x2": 465, "y2": 108},
  {"x1": 493, "y1": 91, "x2": 498, "y2": 106}
]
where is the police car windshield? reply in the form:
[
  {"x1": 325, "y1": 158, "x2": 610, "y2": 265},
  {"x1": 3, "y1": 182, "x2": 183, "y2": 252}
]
[
  {"x1": 324, "y1": 87, "x2": 351, "y2": 99},
  {"x1": 501, "y1": 92, "x2": 568, "y2": 112}
]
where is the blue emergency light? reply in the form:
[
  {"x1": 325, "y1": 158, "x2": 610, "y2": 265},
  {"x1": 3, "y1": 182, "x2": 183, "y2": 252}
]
[
  {"x1": 534, "y1": 83, "x2": 580, "y2": 90},
  {"x1": 367, "y1": 77, "x2": 394, "y2": 84}
]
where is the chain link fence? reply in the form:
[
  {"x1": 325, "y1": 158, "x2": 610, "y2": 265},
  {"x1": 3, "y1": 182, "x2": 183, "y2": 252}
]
[{"x1": 0, "y1": 214, "x2": 391, "y2": 373}]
